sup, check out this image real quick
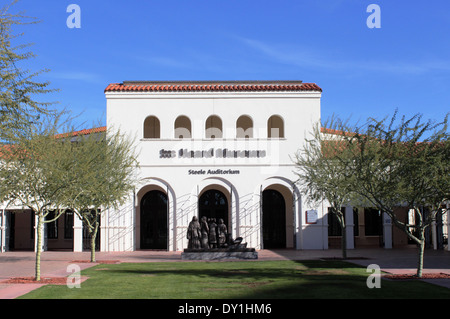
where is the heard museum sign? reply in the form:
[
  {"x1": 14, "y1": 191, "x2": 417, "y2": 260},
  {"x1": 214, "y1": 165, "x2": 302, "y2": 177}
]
[{"x1": 160, "y1": 148, "x2": 267, "y2": 159}]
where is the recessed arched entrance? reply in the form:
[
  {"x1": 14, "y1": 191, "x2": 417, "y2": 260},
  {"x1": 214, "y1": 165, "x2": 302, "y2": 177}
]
[
  {"x1": 140, "y1": 190, "x2": 168, "y2": 249},
  {"x1": 198, "y1": 189, "x2": 229, "y2": 228},
  {"x1": 262, "y1": 189, "x2": 287, "y2": 249}
]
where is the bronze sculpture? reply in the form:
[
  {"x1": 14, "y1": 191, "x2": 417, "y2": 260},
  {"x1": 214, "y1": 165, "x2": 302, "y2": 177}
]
[{"x1": 186, "y1": 216, "x2": 201, "y2": 249}]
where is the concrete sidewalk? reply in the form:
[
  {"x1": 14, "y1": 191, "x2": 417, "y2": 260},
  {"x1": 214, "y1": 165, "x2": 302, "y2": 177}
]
[{"x1": 0, "y1": 248, "x2": 449, "y2": 298}]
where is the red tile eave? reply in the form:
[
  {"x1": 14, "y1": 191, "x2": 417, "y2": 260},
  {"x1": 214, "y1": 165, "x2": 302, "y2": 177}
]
[
  {"x1": 104, "y1": 82, "x2": 323, "y2": 93},
  {"x1": 321, "y1": 127, "x2": 346, "y2": 136},
  {"x1": 54, "y1": 126, "x2": 107, "y2": 139}
]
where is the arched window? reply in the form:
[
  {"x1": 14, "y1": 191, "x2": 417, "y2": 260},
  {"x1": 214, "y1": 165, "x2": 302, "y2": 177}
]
[
  {"x1": 144, "y1": 116, "x2": 160, "y2": 138},
  {"x1": 267, "y1": 115, "x2": 284, "y2": 138},
  {"x1": 236, "y1": 115, "x2": 253, "y2": 138},
  {"x1": 205, "y1": 115, "x2": 222, "y2": 139},
  {"x1": 199, "y1": 189, "x2": 229, "y2": 228},
  {"x1": 174, "y1": 115, "x2": 192, "y2": 139}
]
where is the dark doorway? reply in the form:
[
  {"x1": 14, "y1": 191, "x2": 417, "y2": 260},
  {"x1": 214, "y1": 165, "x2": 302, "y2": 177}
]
[
  {"x1": 198, "y1": 189, "x2": 229, "y2": 227},
  {"x1": 262, "y1": 189, "x2": 286, "y2": 249},
  {"x1": 5, "y1": 210, "x2": 35, "y2": 251},
  {"x1": 140, "y1": 190, "x2": 168, "y2": 249}
]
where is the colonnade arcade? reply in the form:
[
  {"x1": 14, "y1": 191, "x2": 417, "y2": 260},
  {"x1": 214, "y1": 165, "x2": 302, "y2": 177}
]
[{"x1": 135, "y1": 177, "x2": 297, "y2": 251}]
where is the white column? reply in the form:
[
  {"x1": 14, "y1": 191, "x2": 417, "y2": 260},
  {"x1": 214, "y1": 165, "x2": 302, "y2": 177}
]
[
  {"x1": 431, "y1": 217, "x2": 437, "y2": 250},
  {"x1": 100, "y1": 210, "x2": 108, "y2": 252},
  {"x1": 345, "y1": 206, "x2": 354, "y2": 249},
  {"x1": 73, "y1": 214, "x2": 83, "y2": 252},
  {"x1": 3, "y1": 211, "x2": 10, "y2": 252},
  {"x1": 293, "y1": 191, "x2": 301, "y2": 250},
  {"x1": 383, "y1": 212, "x2": 393, "y2": 249},
  {"x1": 321, "y1": 204, "x2": 328, "y2": 250}
]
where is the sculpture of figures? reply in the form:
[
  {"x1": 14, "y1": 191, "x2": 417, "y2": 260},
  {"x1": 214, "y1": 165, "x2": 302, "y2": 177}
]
[
  {"x1": 186, "y1": 216, "x2": 237, "y2": 251},
  {"x1": 218, "y1": 219, "x2": 227, "y2": 248},
  {"x1": 208, "y1": 218, "x2": 218, "y2": 248},
  {"x1": 187, "y1": 216, "x2": 201, "y2": 249},
  {"x1": 200, "y1": 216, "x2": 209, "y2": 249}
]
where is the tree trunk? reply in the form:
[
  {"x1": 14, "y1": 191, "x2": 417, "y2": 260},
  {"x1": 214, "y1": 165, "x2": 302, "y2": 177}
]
[
  {"x1": 90, "y1": 234, "x2": 96, "y2": 263},
  {"x1": 416, "y1": 229, "x2": 426, "y2": 278},
  {"x1": 90, "y1": 221, "x2": 98, "y2": 263},
  {"x1": 337, "y1": 212, "x2": 347, "y2": 259},
  {"x1": 35, "y1": 215, "x2": 43, "y2": 281},
  {"x1": 392, "y1": 210, "x2": 427, "y2": 278}
]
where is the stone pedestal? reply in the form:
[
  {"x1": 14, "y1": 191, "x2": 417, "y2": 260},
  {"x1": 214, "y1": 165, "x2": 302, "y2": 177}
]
[{"x1": 181, "y1": 248, "x2": 258, "y2": 260}]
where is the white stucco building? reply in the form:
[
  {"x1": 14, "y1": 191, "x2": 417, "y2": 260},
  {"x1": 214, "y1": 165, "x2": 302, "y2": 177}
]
[
  {"x1": 1, "y1": 80, "x2": 447, "y2": 253},
  {"x1": 102, "y1": 80, "x2": 326, "y2": 252}
]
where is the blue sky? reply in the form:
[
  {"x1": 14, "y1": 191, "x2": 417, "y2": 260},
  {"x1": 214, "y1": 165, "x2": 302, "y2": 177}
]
[{"x1": 9, "y1": 0, "x2": 450, "y2": 129}]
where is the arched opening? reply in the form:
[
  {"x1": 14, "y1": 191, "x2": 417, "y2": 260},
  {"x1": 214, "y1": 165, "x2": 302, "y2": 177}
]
[
  {"x1": 236, "y1": 115, "x2": 253, "y2": 138},
  {"x1": 267, "y1": 115, "x2": 284, "y2": 138},
  {"x1": 198, "y1": 189, "x2": 229, "y2": 228},
  {"x1": 205, "y1": 115, "x2": 223, "y2": 139},
  {"x1": 143, "y1": 116, "x2": 160, "y2": 138},
  {"x1": 174, "y1": 115, "x2": 192, "y2": 138},
  {"x1": 262, "y1": 189, "x2": 287, "y2": 248},
  {"x1": 140, "y1": 190, "x2": 168, "y2": 249}
]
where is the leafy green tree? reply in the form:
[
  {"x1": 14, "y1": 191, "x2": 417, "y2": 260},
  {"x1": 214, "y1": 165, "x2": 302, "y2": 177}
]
[
  {"x1": 0, "y1": 0, "x2": 56, "y2": 142},
  {"x1": 0, "y1": 116, "x2": 73, "y2": 281},
  {"x1": 59, "y1": 127, "x2": 138, "y2": 262},
  {"x1": 294, "y1": 119, "x2": 357, "y2": 259},
  {"x1": 331, "y1": 112, "x2": 449, "y2": 277}
]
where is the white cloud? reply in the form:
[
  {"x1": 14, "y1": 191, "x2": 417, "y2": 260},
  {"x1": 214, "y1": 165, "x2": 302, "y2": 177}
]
[
  {"x1": 234, "y1": 36, "x2": 450, "y2": 76},
  {"x1": 49, "y1": 71, "x2": 104, "y2": 84}
]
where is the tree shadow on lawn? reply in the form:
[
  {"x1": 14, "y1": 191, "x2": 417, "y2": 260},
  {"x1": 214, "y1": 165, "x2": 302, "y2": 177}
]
[
  {"x1": 89, "y1": 260, "x2": 383, "y2": 298},
  {"x1": 86, "y1": 260, "x2": 450, "y2": 299},
  {"x1": 98, "y1": 260, "x2": 363, "y2": 279}
]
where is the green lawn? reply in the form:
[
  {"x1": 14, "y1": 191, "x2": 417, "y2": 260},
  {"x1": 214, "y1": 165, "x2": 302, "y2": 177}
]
[{"x1": 19, "y1": 260, "x2": 450, "y2": 299}]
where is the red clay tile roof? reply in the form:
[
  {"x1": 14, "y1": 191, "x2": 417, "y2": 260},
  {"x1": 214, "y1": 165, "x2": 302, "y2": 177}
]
[
  {"x1": 71, "y1": 126, "x2": 106, "y2": 136},
  {"x1": 54, "y1": 126, "x2": 107, "y2": 139},
  {"x1": 104, "y1": 81, "x2": 322, "y2": 93},
  {"x1": 1, "y1": 127, "x2": 107, "y2": 159}
]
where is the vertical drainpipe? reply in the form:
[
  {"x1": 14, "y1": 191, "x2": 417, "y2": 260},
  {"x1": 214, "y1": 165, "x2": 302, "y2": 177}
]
[
  {"x1": 292, "y1": 183, "x2": 296, "y2": 250},
  {"x1": 132, "y1": 188, "x2": 136, "y2": 252},
  {"x1": 260, "y1": 185, "x2": 263, "y2": 250},
  {"x1": 167, "y1": 185, "x2": 169, "y2": 251},
  {"x1": 230, "y1": 184, "x2": 233, "y2": 238}
]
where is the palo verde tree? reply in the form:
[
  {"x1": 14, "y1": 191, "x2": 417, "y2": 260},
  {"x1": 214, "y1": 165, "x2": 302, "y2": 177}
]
[
  {"x1": 294, "y1": 118, "x2": 358, "y2": 259},
  {"x1": 59, "y1": 127, "x2": 138, "y2": 262},
  {"x1": 0, "y1": 115, "x2": 74, "y2": 281},
  {"x1": 0, "y1": 0, "x2": 56, "y2": 142},
  {"x1": 335, "y1": 111, "x2": 449, "y2": 277}
]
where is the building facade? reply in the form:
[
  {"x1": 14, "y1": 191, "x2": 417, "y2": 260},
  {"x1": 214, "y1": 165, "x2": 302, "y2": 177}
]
[
  {"x1": 1, "y1": 80, "x2": 448, "y2": 252},
  {"x1": 102, "y1": 80, "x2": 325, "y2": 252}
]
